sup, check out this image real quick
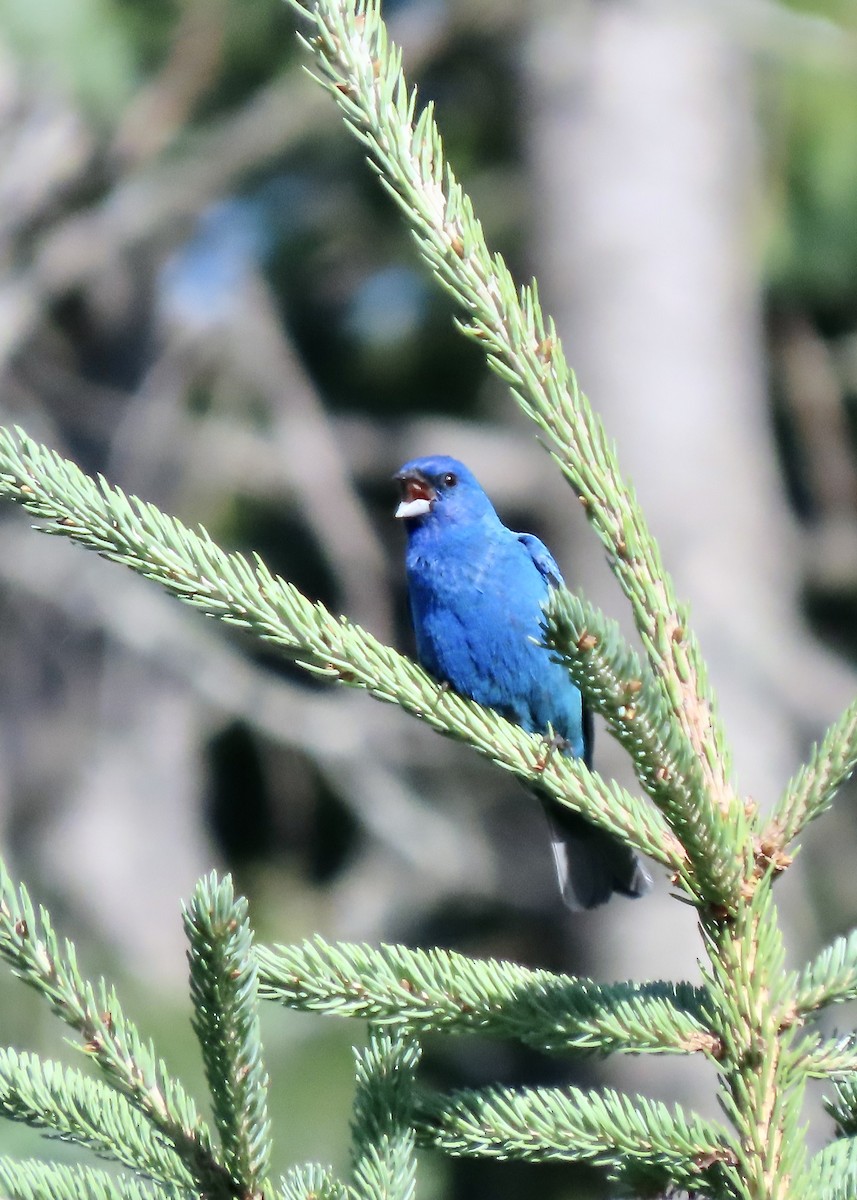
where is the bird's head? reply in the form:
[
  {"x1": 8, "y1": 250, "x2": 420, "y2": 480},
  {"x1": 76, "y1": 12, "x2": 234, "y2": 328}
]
[{"x1": 394, "y1": 455, "x2": 496, "y2": 526}]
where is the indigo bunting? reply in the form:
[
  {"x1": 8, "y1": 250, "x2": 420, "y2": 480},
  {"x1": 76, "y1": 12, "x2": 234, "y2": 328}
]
[{"x1": 395, "y1": 454, "x2": 651, "y2": 909}]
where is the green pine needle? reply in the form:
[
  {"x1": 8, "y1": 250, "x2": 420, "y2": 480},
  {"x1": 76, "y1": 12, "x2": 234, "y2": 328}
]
[
  {"x1": 350, "y1": 1030, "x2": 420, "y2": 1200},
  {"x1": 803, "y1": 1035, "x2": 857, "y2": 1080},
  {"x1": 809, "y1": 1135, "x2": 857, "y2": 1199},
  {"x1": 0, "y1": 1158, "x2": 188, "y2": 1200},
  {"x1": 0, "y1": 1, "x2": 851, "y2": 1195},
  {"x1": 256, "y1": 937, "x2": 717, "y2": 1059},
  {"x1": 794, "y1": 930, "x2": 857, "y2": 1015},
  {"x1": 543, "y1": 586, "x2": 742, "y2": 903},
  {"x1": 826, "y1": 1077, "x2": 857, "y2": 1138},
  {"x1": 184, "y1": 873, "x2": 271, "y2": 1194},
  {"x1": 0, "y1": 859, "x2": 227, "y2": 1196},
  {"x1": 0, "y1": 1048, "x2": 194, "y2": 1188},
  {"x1": 765, "y1": 698, "x2": 857, "y2": 852},
  {"x1": 286, "y1": 0, "x2": 746, "y2": 865},
  {"x1": 415, "y1": 1080, "x2": 736, "y2": 1191},
  {"x1": 0, "y1": 424, "x2": 682, "y2": 875},
  {"x1": 280, "y1": 1163, "x2": 348, "y2": 1200}
]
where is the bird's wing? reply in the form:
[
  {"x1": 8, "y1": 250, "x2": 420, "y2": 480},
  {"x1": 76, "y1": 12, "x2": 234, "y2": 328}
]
[
  {"x1": 516, "y1": 531, "x2": 593, "y2": 766},
  {"x1": 515, "y1": 533, "x2": 564, "y2": 586}
]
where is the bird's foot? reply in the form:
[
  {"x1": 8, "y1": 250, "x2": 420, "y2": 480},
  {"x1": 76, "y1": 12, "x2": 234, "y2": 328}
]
[{"x1": 533, "y1": 732, "x2": 570, "y2": 773}]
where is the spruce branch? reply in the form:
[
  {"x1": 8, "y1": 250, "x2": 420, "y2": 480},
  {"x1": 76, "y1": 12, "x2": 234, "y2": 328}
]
[
  {"x1": 415, "y1": 1081, "x2": 735, "y2": 1193},
  {"x1": 0, "y1": 1048, "x2": 194, "y2": 1189},
  {"x1": 810, "y1": 1137, "x2": 857, "y2": 1200},
  {"x1": 764, "y1": 698, "x2": 857, "y2": 854},
  {"x1": 793, "y1": 930, "x2": 857, "y2": 1015},
  {"x1": 184, "y1": 873, "x2": 271, "y2": 1196},
  {"x1": 699, "y1": 884, "x2": 809, "y2": 1197},
  {"x1": 0, "y1": 859, "x2": 231, "y2": 1198},
  {"x1": 543, "y1": 586, "x2": 730, "y2": 901},
  {"x1": 803, "y1": 1035, "x2": 857, "y2": 1080},
  {"x1": 286, "y1": 0, "x2": 747, "y2": 877},
  {"x1": 826, "y1": 1078, "x2": 857, "y2": 1137},
  {"x1": 350, "y1": 1030, "x2": 419, "y2": 1200},
  {"x1": 278, "y1": 1035, "x2": 419, "y2": 1200},
  {"x1": 0, "y1": 1158, "x2": 187, "y2": 1200},
  {"x1": 0, "y1": 425, "x2": 683, "y2": 875},
  {"x1": 256, "y1": 937, "x2": 718, "y2": 1059},
  {"x1": 279, "y1": 1164, "x2": 347, "y2": 1200},
  {"x1": 278, "y1": 5, "x2": 813, "y2": 1190}
]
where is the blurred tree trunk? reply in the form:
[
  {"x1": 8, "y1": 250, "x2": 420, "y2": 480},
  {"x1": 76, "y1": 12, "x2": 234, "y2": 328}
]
[
  {"x1": 43, "y1": 650, "x2": 214, "y2": 981},
  {"x1": 523, "y1": 0, "x2": 856, "y2": 1115}
]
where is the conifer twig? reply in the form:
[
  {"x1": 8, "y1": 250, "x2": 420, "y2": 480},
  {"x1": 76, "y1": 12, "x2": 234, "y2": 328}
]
[
  {"x1": 415, "y1": 1081, "x2": 736, "y2": 1192},
  {"x1": 184, "y1": 873, "x2": 271, "y2": 1195},
  {"x1": 793, "y1": 930, "x2": 857, "y2": 1016},
  {"x1": 803, "y1": 1036, "x2": 857, "y2": 1080},
  {"x1": 350, "y1": 1030, "x2": 419, "y2": 1200},
  {"x1": 285, "y1": 0, "x2": 748, "y2": 897},
  {"x1": 544, "y1": 588, "x2": 699, "y2": 803},
  {"x1": 826, "y1": 1077, "x2": 857, "y2": 1137},
  {"x1": 2, "y1": 1, "x2": 855, "y2": 1195},
  {"x1": 0, "y1": 861, "x2": 230, "y2": 1197},
  {"x1": 807, "y1": 1138, "x2": 857, "y2": 1200},
  {"x1": 0, "y1": 425, "x2": 683, "y2": 875},
  {"x1": 256, "y1": 937, "x2": 718, "y2": 1058},
  {"x1": 280, "y1": 1163, "x2": 348, "y2": 1200},
  {"x1": 764, "y1": 698, "x2": 857, "y2": 854},
  {"x1": 544, "y1": 587, "x2": 729, "y2": 900},
  {"x1": 0, "y1": 1048, "x2": 194, "y2": 1188},
  {"x1": 0, "y1": 1158, "x2": 187, "y2": 1200},
  {"x1": 277, "y1": 8, "x2": 831, "y2": 1196}
]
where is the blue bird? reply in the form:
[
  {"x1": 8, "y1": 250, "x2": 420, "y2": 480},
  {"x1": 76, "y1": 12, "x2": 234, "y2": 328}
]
[{"x1": 394, "y1": 454, "x2": 651, "y2": 909}]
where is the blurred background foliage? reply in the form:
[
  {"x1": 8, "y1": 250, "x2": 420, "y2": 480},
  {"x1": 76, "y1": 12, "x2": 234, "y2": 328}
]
[{"x1": 0, "y1": 0, "x2": 857, "y2": 1197}]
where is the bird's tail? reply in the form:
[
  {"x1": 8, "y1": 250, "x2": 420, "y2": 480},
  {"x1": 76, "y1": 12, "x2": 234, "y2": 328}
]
[{"x1": 542, "y1": 801, "x2": 652, "y2": 911}]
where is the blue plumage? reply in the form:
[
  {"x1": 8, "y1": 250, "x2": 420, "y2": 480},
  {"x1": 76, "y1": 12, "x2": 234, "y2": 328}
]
[{"x1": 395, "y1": 454, "x2": 651, "y2": 909}]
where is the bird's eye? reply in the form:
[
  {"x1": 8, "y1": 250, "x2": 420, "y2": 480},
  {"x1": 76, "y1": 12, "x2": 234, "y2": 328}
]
[{"x1": 443, "y1": 472, "x2": 458, "y2": 488}]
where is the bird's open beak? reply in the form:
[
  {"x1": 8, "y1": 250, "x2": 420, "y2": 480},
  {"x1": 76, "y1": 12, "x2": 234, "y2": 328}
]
[{"x1": 394, "y1": 470, "x2": 436, "y2": 519}]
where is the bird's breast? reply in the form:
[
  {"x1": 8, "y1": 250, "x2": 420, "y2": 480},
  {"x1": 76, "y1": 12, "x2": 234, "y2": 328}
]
[
  {"x1": 407, "y1": 536, "x2": 513, "y2": 608},
  {"x1": 406, "y1": 537, "x2": 545, "y2": 705},
  {"x1": 403, "y1": 523, "x2": 585, "y2": 753}
]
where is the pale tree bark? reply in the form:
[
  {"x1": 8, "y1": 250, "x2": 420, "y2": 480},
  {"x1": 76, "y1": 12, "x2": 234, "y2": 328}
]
[
  {"x1": 523, "y1": 0, "x2": 857, "y2": 1118},
  {"x1": 41, "y1": 652, "x2": 215, "y2": 983}
]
